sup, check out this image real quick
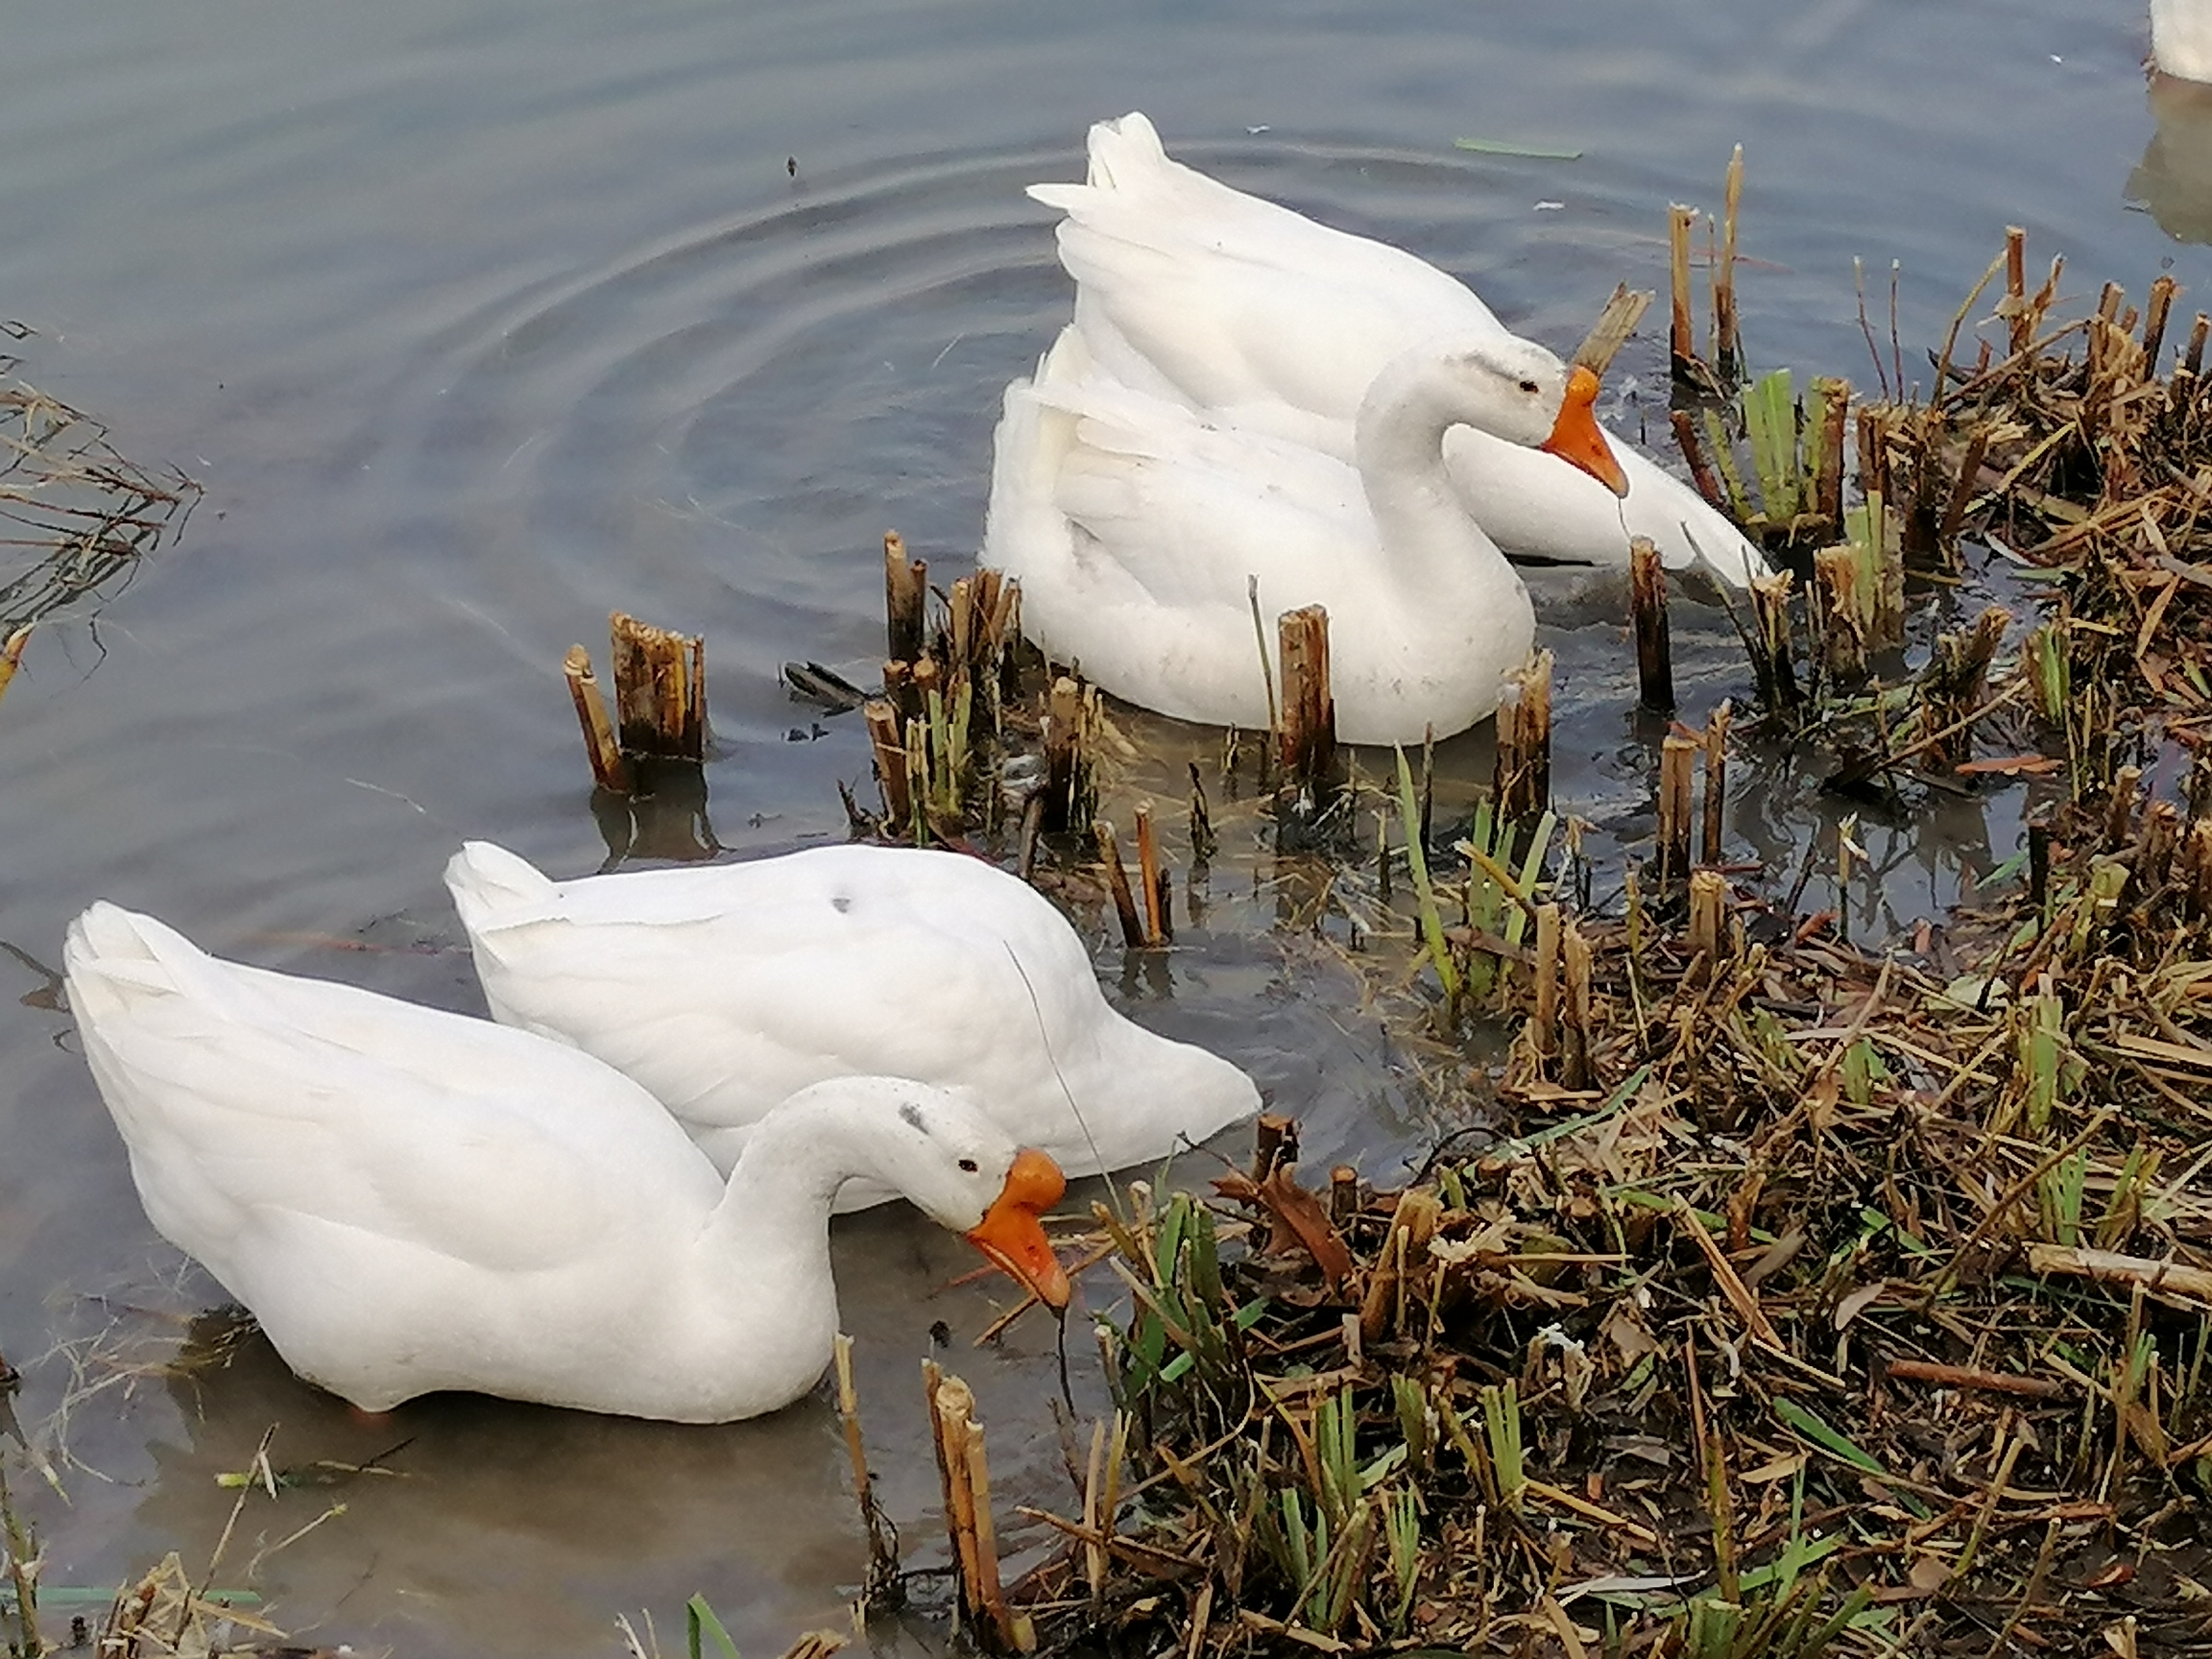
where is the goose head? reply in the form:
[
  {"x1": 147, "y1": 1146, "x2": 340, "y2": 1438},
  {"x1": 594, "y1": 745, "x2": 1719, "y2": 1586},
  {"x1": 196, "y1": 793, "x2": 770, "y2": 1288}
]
[
  {"x1": 784, "y1": 1076, "x2": 1072, "y2": 1310},
  {"x1": 1358, "y1": 334, "x2": 1631, "y2": 496}
]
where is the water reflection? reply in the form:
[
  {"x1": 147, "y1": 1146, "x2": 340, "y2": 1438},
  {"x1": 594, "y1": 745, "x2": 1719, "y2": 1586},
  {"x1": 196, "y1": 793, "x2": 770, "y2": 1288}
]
[
  {"x1": 2130, "y1": 73, "x2": 2212, "y2": 244},
  {"x1": 132, "y1": 1311, "x2": 867, "y2": 1656},
  {"x1": 589, "y1": 758, "x2": 722, "y2": 869}
]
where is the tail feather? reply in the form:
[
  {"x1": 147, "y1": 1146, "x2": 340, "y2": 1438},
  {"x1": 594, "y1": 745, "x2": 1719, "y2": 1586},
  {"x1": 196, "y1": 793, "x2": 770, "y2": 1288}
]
[
  {"x1": 1082, "y1": 110, "x2": 1168, "y2": 189},
  {"x1": 445, "y1": 841, "x2": 560, "y2": 934},
  {"x1": 62, "y1": 902, "x2": 233, "y2": 1026},
  {"x1": 1027, "y1": 111, "x2": 1171, "y2": 216}
]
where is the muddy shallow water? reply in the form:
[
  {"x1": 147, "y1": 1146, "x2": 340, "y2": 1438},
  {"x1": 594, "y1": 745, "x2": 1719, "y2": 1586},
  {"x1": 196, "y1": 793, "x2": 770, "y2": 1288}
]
[{"x1": 1, "y1": 1, "x2": 2205, "y2": 1652}]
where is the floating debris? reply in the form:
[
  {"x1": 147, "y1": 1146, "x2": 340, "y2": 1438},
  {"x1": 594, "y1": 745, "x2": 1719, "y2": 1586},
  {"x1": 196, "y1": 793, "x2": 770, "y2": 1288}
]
[
  {"x1": 1450, "y1": 137, "x2": 1584, "y2": 162},
  {"x1": 0, "y1": 367, "x2": 200, "y2": 711}
]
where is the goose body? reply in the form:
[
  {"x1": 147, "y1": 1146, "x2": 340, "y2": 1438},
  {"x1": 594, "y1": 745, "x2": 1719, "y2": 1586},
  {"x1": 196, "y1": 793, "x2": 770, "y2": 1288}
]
[
  {"x1": 445, "y1": 840, "x2": 1259, "y2": 1201},
  {"x1": 983, "y1": 324, "x2": 1627, "y2": 744},
  {"x1": 1030, "y1": 111, "x2": 1768, "y2": 590},
  {"x1": 2154, "y1": 0, "x2": 2212, "y2": 82},
  {"x1": 63, "y1": 902, "x2": 1069, "y2": 1422}
]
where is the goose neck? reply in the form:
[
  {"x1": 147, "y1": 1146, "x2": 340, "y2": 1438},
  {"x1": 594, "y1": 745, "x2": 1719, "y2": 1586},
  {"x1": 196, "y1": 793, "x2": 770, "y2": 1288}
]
[
  {"x1": 1352, "y1": 358, "x2": 1506, "y2": 584},
  {"x1": 1352, "y1": 359, "x2": 1466, "y2": 495},
  {"x1": 701, "y1": 1094, "x2": 879, "y2": 1255}
]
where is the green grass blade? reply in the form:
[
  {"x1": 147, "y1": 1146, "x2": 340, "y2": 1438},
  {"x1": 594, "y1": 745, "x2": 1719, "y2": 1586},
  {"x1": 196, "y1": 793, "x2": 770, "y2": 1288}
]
[
  {"x1": 688, "y1": 1595, "x2": 743, "y2": 1659},
  {"x1": 1772, "y1": 1399, "x2": 1888, "y2": 1477},
  {"x1": 1395, "y1": 746, "x2": 1461, "y2": 1006}
]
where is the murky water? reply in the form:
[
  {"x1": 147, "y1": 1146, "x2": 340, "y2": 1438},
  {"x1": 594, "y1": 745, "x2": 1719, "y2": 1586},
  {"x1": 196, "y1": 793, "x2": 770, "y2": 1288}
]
[{"x1": 0, "y1": 1, "x2": 2203, "y2": 1651}]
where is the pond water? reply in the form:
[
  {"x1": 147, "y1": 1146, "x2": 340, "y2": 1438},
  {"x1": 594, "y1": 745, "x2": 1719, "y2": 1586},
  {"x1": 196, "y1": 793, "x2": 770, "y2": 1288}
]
[{"x1": 0, "y1": 1, "x2": 2203, "y2": 1652}]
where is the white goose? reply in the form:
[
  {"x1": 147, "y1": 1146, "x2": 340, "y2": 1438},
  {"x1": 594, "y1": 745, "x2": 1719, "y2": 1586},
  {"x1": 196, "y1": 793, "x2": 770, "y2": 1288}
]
[
  {"x1": 2154, "y1": 0, "x2": 2212, "y2": 82},
  {"x1": 983, "y1": 324, "x2": 1627, "y2": 745},
  {"x1": 445, "y1": 840, "x2": 1260, "y2": 1201},
  {"x1": 63, "y1": 902, "x2": 1070, "y2": 1423},
  {"x1": 1029, "y1": 111, "x2": 1769, "y2": 590}
]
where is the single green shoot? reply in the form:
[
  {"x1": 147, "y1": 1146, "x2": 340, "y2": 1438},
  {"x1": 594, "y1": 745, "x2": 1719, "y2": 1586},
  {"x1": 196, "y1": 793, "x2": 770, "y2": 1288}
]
[
  {"x1": 1395, "y1": 746, "x2": 1461, "y2": 1011},
  {"x1": 686, "y1": 1595, "x2": 742, "y2": 1659}
]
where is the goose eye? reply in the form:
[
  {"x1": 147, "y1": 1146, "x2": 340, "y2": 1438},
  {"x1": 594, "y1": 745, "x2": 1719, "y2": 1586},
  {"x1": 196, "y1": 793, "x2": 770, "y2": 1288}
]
[
  {"x1": 958, "y1": 1158, "x2": 979, "y2": 1173},
  {"x1": 1518, "y1": 378, "x2": 1540, "y2": 395}
]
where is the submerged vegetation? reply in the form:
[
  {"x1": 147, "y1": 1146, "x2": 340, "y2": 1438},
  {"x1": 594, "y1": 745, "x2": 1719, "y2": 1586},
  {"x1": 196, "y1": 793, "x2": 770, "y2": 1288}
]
[{"x1": 0, "y1": 334, "x2": 199, "y2": 711}]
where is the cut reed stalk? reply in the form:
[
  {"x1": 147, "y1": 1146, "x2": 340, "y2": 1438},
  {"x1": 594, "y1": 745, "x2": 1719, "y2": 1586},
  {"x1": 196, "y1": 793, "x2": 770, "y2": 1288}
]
[
  {"x1": 1492, "y1": 650, "x2": 1553, "y2": 827},
  {"x1": 1628, "y1": 540, "x2": 1674, "y2": 713},
  {"x1": 1813, "y1": 376, "x2": 1851, "y2": 523},
  {"x1": 864, "y1": 699, "x2": 910, "y2": 826},
  {"x1": 2106, "y1": 765, "x2": 2144, "y2": 849},
  {"x1": 0, "y1": 1455, "x2": 39, "y2": 1659},
  {"x1": 1745, "y1": 572, "x2": 1802, "y2": 713},
  {"x1": 1714, "y1": 145, "x2": 1744, "y2": 381},
  {"x1": 1532, "y1": 902, "x2": 1561, "y2": 1065},
  {"x1": 1687, "y1": 868, "x2": 1728, "y2": 981},
  {"x1": 885, "y1": 531, "x2": 927, "y2": 665},
  {"x1": 1658, "y1": 733, "x2": 1697, "y2": 884},
  {"x1": 1135, "y1": 805, "x2": 1169, "y2": 947},
  {"x1": 1813, "y1": 545, "x2": 1869, "y2": 685},
  {"x1": 610, "y1": 611, "x2": 707, "y2": 760},
  {"x1": 1330, "y1": 1166, "x2": 1360, "y2": 1225},
  {"x1": 1252, "y1": 1114, "x2": 1298, "y2": 1185},
  {"x1": 1081, "y1": 1420, "x2": 1107, "y2": 1608},
  {"x1": 1669, "y1": 204, "x2": 1700, "y2": 382},
  {"x1": 883, "y1": 658, "x2": 916, "y2": 724},
  {"x1": 903, "y1": 716, "x2": 930, "y2": 843},
  {"x1": 1041, "y1": 676, "x2": 1094, "y2": 835},
  {"x1": 925, "y1": 1364, "x2": 1028, "y2": 1651},
  {"x1": 1276, "y1": 605, "x2": 1338, "y2": 801},
  {"x1": 1094, "y1": 821, "x2": 1146, "y2": 950},
  {"x1": 2145, "y1": 275, "x2": 2177, "y2": 371},
  {"x1": 2005, "y1": 226, "x2": 2029, "y2": 353},
  {"x1": 2138, "y1": 799, "x2": 2181, "y2": 888},
  {"x1": 833, "y1": 1335, "x2": 901, "y2": 1602},
  {"x1": 1560, "y1": 917, "x2": 1595, "y2": 1091},
  {"x1": 1937, "y1": 424, "x2": 1990, "y2": 548},
  {"x1": 1917, "y1": 606, "x2": 2011, "y2": 770},
  {"x1": 1671, "y1": 408, "x2": 1728, "y2": 509},
  {"x1": 1699, "y1": 701, "x2": 1731, "y2": 867},
  {"x1": 1358, "y1": 1190, "x2": 1443, "y2": 1344},
  {"x1": 2187, "y1": 820, "x2": 2212, "y2": 919},
  {"x1": 564, "y1": 644, "x2": 632, "y2": 793},
  {"x1": 1571, "y1": 284, "x2": 1653, "y2": 377}
]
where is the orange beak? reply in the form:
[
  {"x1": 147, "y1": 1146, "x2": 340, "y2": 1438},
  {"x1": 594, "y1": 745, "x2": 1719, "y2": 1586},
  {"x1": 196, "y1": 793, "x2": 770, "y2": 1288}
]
[
  {"x1": 964, "y1": 1148, "x2": 1071, "y2": 1311},
  {"x1": 1539, "y1": 365, "x2": 1630, "y2": 497}
]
